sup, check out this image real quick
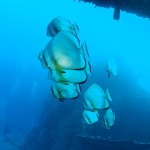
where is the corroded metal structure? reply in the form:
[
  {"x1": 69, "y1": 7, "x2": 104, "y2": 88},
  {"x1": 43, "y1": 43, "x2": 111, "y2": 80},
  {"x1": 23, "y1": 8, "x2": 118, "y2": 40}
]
[{"x1": 76, "y1": 0, "x2": 150, "y2": 20}]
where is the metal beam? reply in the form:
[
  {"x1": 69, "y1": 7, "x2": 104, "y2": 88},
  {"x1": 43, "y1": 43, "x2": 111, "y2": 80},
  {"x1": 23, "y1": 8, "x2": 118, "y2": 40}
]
[{"x1": 76, "y1": 0, "x2": 150, "y2": 20}]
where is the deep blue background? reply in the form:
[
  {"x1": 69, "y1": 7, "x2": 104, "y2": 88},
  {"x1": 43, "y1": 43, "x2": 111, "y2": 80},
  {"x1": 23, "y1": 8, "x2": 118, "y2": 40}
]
[{"x1": 0, "y1": 0, "x2": 150, "y2": 148}]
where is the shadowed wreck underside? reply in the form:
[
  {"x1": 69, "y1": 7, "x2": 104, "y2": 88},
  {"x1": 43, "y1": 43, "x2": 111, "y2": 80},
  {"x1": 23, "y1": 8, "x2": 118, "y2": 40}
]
[
  {"x1": 4, "y1": 97, "x2": 150, "y2": 150},
  {"x1": 72, "y1": 136, "x2": 150, "y2": 150},
  {"x1": 75, "y1": 0, "x2": 150, "y2": 20}
]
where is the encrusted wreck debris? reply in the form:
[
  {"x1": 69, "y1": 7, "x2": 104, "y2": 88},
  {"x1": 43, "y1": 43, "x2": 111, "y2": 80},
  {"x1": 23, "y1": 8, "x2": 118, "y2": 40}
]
[
  {"x1": 19, "y1": 99, "x2": 150, "y2": 150},
  {"x1": 72, "y1": 136, "x2": 150, "y2": 150},
  {"x1": 76, "y1": 0, "x2": 150, "y2": 20}
]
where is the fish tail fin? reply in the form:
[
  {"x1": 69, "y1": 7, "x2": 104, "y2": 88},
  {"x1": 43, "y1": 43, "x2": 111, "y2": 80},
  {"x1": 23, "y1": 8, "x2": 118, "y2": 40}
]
[{"x1": 105, "y1": 88, "x2": 112, "y2": 101}]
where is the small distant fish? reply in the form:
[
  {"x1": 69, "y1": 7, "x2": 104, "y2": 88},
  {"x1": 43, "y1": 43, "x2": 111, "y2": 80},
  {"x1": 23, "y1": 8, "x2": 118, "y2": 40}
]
[{"x1": 106, "y1": 57, "x2": 118, "y2": 78}]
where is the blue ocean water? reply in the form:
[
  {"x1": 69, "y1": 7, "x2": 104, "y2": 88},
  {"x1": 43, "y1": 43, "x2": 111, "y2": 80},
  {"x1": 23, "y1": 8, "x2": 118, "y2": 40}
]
[{"x1": 0, "y1": 0, "x2": 150, "y2": 149}]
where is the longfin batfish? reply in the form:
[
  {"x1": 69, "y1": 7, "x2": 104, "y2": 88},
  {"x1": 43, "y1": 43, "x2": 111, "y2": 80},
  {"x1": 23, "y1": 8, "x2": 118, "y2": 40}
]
[
  {"x1": 47, "y1": 16, "x2": 79, "y2": 37},
  {"x1": 82, "y1": 110, "x2": 99, "y2": 124},
  {"x1": 43, "y1": 31, "x2": 86, "y2": 70},
  {"x1": 84, "y1": 84, "x2": 109, "y2": 110},
  {"x1": 51, "y1": 82, "x2": 79, "y2": 99},
  {"x1": 104, "y1": 108, "x2": 115, "y2": 129}
]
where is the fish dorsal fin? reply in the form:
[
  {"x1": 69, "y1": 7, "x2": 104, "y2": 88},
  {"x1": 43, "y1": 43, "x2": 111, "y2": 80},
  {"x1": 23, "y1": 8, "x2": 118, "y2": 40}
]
[
  {"x1": 71, "y1": 22, "x2": 79, "y2": 36},
  {"x1": 84, "y1": 61, "x2": 91, "y2": 76},
  {"x1": 80, "y1": 42, "x2": 90, "y2": 60},
  {"x1": 105, "y1": 88, "x2": 112, "y2": 101},
  {"x1": 74, "y1": 22, "x2": 79, "y2": 32},
  {"x1": 112, "y1": 111, "x2": 115, "y2": 121},
  {"x1": 76, "y1": 84, "x2": 81, "y2": 93},
  {"x1": 84, "y1": 42, "x2": 90, "y2": 59},
  {"x1": 95, "y1": 110, "x2": 99, "y2": 117}
]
